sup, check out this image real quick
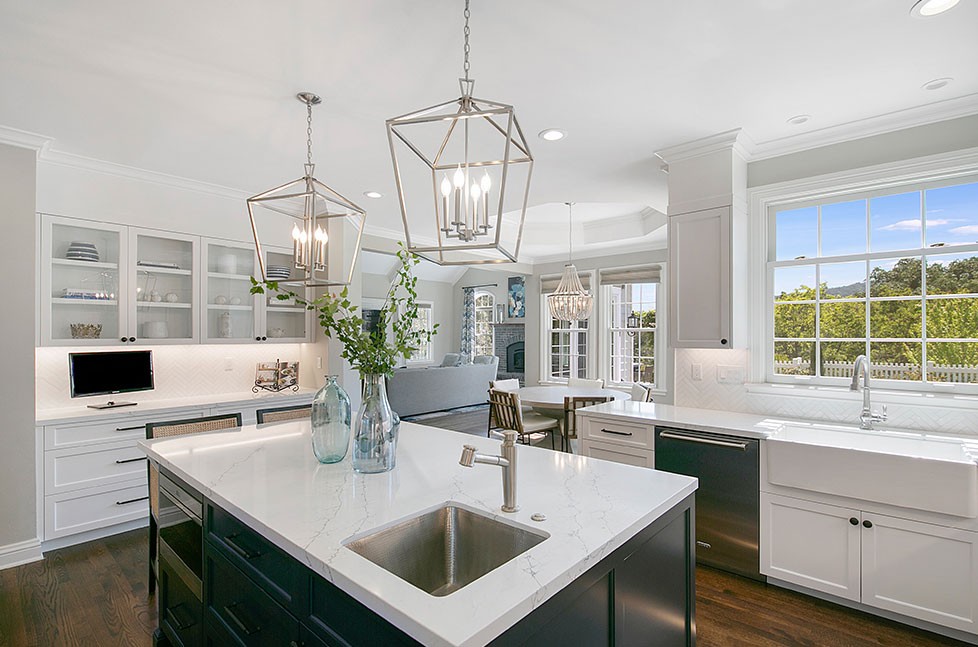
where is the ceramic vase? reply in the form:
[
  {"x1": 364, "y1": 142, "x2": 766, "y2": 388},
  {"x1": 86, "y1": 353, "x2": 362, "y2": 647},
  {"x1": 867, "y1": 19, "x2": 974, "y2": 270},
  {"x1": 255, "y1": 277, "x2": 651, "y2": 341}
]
[{"x1": 311, "y1": 375, "x2": 352, "y2": 464}]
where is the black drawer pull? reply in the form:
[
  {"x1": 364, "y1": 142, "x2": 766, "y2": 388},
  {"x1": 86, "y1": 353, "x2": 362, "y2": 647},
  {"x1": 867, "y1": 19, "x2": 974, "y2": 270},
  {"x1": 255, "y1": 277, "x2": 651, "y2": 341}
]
[
  {"x1": 166, "y1": 602, "x2": 197, "y2": 631},
  {"x1": 115, "y1": 456, "x2": 148, "y2": 464},
  {"x1": 115, "y1": 496, "x2": 149, "y2": 506},
  {"x1": 115, "y1": 425, "x2": 145, "y2": 432},
  {"x1": 224, "y1": 533, "x2": 262, "y2": 560},
  {"x1": 224, "y1": 602, "x2": 261, "y2": 635},
  {"x1": 849, "y1": 517, "x2": 859, "y2": 526},
  {"x1": 601, "y1": 428, "x2": 633, "y2": 436},
  {"x1": 863, "y1": 520, "x2": 874, "y2": 529}
]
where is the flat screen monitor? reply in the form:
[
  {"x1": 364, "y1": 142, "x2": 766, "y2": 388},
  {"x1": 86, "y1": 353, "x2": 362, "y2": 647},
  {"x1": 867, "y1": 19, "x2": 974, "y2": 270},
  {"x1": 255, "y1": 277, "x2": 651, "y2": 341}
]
[{"x1": 69, "y1": 350, "x2": 154, "y2": 405}]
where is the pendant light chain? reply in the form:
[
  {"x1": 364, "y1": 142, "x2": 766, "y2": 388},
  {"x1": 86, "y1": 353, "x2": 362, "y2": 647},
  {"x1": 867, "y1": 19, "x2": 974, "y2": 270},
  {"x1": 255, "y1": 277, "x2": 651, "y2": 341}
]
[
  {"x1": 567, "y1": 202, "x2": 574, "y2": 264},
  {"x1": 462, "y1": 0, "x2": 471, "y2": 81},
  {"x1": 306, "y1": 100, "x2": 314, "y2": 167}
]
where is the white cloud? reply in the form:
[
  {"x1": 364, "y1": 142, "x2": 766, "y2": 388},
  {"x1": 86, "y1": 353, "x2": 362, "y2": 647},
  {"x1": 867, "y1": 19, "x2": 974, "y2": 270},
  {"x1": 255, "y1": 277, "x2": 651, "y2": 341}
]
[
  {"x1": 879, "y1": 219, "x2": 923, "y2": 231},
  {"x1": 949, "y1": 225, "x2": 978, "y2": 236}
]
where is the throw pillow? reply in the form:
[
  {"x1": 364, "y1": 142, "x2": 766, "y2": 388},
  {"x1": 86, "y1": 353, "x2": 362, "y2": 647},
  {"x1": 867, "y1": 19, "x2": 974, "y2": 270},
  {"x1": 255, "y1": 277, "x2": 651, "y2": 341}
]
[{"x1": 440, "y1": 353, "x2": 461, "y2": 367}]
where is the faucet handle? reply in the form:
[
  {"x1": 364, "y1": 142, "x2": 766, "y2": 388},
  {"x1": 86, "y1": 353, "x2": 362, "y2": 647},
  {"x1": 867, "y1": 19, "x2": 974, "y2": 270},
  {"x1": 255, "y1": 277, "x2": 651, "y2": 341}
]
[
  {"x1": 878, "y1": 404, "x2": 888, "y2": 420},
  {"x1": 459, "y1": 445, "x2": 477, "y2": 467},
  {"x1": 501, "y1": 430, "x2": 518, "y2": 446}
]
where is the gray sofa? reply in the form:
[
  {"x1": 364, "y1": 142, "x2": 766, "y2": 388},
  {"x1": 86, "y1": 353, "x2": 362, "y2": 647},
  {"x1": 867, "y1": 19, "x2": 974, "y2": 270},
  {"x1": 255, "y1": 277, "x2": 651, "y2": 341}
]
[{"x1": 387, "y1": 356, "x2": 499, "y2": 417}]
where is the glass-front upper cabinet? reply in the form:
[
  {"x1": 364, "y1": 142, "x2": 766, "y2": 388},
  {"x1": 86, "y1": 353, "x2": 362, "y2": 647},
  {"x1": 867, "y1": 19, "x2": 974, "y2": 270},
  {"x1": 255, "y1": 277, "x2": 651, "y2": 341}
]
[
  {"x1": 201, "y1": 239, "x2": 256, "y2": 343},
  {"x1": 129, "y1": 229, "x2": 198, "y2": 344},
  {"x1": 259, "y1": 247, "x2": 310, "y2": 343},
  {"x1": 41, "y1": 216, "x2": 128, "y2": 345}
]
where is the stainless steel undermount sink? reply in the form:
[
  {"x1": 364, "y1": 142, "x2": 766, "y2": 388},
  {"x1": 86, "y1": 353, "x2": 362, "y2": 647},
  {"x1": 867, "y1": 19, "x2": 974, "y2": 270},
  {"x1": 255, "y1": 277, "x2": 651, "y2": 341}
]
[{"x1": 344, "y1": 504, "x2": 549, "y2": 596}]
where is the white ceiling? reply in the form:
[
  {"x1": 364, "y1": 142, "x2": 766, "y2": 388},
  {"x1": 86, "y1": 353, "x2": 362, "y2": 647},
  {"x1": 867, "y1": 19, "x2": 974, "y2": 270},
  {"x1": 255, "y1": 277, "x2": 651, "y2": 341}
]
[{"x1": 1, "y1": 1, "x2": 976, "y2": 262}]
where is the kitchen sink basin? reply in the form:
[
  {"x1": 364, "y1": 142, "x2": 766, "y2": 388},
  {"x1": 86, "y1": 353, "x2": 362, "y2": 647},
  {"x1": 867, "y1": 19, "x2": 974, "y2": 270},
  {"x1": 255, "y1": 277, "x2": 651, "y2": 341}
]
[
  {"x1": 767, "y1": 423, "x2": 978, "y2": 517},
  {"x1": 344, "y1": 504, "x2": 548, "y2": 596}
]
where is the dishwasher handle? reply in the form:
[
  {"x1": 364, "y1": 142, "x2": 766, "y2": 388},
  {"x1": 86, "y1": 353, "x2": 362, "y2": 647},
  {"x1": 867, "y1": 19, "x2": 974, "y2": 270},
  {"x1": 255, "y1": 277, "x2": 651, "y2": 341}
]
[{"x1": 658, "y1": 430, "x2": 749, "y2": 451}]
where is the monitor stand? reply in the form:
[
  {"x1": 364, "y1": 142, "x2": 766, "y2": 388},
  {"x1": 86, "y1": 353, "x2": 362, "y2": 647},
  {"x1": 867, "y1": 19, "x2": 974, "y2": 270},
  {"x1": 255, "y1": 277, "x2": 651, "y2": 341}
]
[{"x1": 87, "y1": 400, "x2": 138, "y2": 410}]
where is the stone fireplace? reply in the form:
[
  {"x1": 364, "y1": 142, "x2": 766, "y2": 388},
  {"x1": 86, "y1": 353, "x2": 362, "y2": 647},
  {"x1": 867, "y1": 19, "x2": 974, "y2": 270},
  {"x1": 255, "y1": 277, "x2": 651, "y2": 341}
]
[{"x1": 493, "y1": 323, "x2": 525, "y2": 383}]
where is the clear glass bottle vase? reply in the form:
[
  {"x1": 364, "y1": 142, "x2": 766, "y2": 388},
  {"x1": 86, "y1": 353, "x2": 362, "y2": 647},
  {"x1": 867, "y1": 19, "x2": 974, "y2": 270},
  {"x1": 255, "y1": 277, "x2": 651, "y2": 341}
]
[
  {"x1": 311, "y1": 375, "x2": 351, "y2": 464},
  {"x1": 352, "y1": 374, "x2": 397, "y2": 473}
]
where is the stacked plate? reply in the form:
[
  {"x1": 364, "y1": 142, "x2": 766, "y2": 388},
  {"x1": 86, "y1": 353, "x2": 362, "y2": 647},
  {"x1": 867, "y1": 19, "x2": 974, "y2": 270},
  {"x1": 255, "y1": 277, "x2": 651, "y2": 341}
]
[
  {"x1": 66, "y1": 241, "x2": 100, "y2": 262},
  {"x1": 266, "y1": 264, "x2": 291, "y2": 280}
]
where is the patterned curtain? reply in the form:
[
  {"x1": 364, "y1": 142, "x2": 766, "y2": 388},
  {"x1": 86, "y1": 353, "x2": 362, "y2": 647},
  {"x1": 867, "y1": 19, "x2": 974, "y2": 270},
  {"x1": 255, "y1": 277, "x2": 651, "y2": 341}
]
[{"x1": 460, "y1": 287, "x2": 476, "y2": 362}]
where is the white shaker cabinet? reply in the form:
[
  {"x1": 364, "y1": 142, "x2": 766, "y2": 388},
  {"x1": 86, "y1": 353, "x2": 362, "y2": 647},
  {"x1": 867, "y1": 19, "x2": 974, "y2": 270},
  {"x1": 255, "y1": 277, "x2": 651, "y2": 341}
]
[
  {"x1": 668, "y1": 206, "x2": 732, "y2": 349},
  {"x1": 762, "y1": 492, "x2": 978, "y2": 635}
]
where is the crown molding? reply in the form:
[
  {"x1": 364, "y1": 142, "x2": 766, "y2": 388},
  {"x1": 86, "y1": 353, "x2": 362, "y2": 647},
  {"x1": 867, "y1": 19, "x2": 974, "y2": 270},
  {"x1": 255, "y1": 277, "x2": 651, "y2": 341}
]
[
  {"x1": 39, "y1": 149, "x2": 253, "y2": 201},
  {"x1": 655, "y1": 129, "x2": 755, "y2": 165},
  {"x1": 0, "y1": 125, "x2": 53, "y2": 156},
  {"x1": 749, "y1": 94, "x2": 978, "y2": 162}
]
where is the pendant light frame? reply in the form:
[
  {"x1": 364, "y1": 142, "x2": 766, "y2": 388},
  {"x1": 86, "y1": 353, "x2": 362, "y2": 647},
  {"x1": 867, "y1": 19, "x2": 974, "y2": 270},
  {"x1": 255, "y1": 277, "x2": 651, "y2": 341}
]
[
  {"x1": 547, "y1": 202, "x2": 593, "y2": 321},
  {"x1": 248, "y1": 92, "x2": 366, "y2": 288},
  {"x1": 385, "y1": 0, "x2": 533, "y2": 266}
]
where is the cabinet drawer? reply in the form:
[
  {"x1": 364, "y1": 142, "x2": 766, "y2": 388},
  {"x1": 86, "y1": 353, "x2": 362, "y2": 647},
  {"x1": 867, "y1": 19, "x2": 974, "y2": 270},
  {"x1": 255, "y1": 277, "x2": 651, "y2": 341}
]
[
  {"x1": 205, "y1": 547, "x2": 299, "y2": 647},
  {"x1": 44, "y1": 480, "x2": 148, "y2": 539},
  {"x1": 581, "y1": 417, "x2": 654, "y2": 450},
  {"x1": 45, "y1": 439, "x2": 148, "y2": 494},
  {"x1": 160, "y1": 557, "x2": 203, "y2": 647},
  {"x1": 207, "y1": 503, "x2": 309, "y2": 616},
  {"x1": 43, "y1": 409, "x2": 208, "y2": 450},
  {"x1": 308, "y1": 572, "x2": 419, "y2": 647},
  {"x1": 582, "y1": 440, "x2": 654, "y2": 468}
]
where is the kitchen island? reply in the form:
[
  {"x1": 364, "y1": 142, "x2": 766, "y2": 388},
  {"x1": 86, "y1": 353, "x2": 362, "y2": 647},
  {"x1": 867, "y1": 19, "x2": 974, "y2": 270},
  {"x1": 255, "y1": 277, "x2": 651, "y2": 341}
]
[{"x1": 140, "y1": 420, "x2": 697, "y2": 646}]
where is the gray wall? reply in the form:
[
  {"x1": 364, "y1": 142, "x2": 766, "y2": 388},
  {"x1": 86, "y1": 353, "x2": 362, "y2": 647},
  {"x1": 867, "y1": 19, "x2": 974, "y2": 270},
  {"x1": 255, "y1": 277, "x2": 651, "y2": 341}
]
[
  {"x1": 0, "y1": 143, "x2": 37, "y2": 556},
  {"x1": 748, "y1": 114, "x2": 978, "y2": 188},
  {"x1": 362, "y1": 273, "x2": 457, "y2": 364}
]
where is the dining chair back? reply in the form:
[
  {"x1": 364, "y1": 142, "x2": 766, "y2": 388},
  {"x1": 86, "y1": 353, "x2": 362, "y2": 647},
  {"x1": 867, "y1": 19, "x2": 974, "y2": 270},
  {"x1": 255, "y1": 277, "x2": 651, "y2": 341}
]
[
  {"x1": 256, "y1": 404, "x2": 312, "y2": 424},
  {"x1": 488, "y1": 389, "x2": 558, "y2": 450},
  {"x1": 490, "y1": 378, "x2": 521, "y2": 392},
  {"x1": 563, "y1": 396, "x2": 612, "y2": 452},
  {"x1": 145, "y1": 412, "x2": 242, "y2": 594},
  {"x1": 630, "y1": 383, "x2": 654, "y2": 403},
  {"x1": 567, "y1": 377, "x2": 605, "y2": 388}
]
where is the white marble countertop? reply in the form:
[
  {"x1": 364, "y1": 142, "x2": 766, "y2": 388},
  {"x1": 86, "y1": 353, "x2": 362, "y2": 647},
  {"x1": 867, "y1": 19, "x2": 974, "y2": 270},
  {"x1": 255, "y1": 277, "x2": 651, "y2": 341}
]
[
  {"x1": 575, "y1": 400, "x2": 790, "y2": 439},
  {"x1": 139, "y1": 421, "x2": 697, "y2": 647},
  {"x1": 36, "y1": 388, "x2": 318, "y2": 424}
]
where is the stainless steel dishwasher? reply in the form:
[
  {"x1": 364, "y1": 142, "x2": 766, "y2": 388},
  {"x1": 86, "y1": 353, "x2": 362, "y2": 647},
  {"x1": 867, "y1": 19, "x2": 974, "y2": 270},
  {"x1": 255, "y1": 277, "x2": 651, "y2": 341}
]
[{"x1": 654, "y1": 427, "x2": 762, "y2": 581}]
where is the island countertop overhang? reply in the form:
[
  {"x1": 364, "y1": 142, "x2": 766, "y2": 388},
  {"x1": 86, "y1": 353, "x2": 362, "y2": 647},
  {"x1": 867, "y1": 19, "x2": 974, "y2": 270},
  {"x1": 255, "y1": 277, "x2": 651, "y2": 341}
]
[{"x1": 139, "y1": 420, "x2": 697, "y2": 647}]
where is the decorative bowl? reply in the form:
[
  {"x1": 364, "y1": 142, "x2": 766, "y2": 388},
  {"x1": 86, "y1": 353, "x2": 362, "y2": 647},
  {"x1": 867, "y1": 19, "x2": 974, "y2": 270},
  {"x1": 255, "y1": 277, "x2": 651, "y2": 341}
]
[{"x1": 70, "y1": 323, "x2": 102, "y2": 339}]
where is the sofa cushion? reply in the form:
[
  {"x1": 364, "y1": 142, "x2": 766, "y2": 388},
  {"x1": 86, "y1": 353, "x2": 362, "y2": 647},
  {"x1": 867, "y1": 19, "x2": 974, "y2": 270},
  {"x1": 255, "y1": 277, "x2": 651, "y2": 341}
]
[
  {"x1": 440, "y1": 353, "x2": 461, "y2": 367},
  {"x1": 472, "y1": 355, "x2": 495, "y2": 365}
]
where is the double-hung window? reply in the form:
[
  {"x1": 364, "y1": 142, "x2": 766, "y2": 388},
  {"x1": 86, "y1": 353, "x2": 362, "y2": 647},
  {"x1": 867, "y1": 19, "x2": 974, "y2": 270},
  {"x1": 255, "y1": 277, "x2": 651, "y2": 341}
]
[
  {"x1": 601, "y1": 265, "x2": 662, "y2": 388},
  {"x1": 541, "y1": 271, "x2": 592, "y2": 381},
  {"x1": 474, "y1": 292, "x2": 495, "y2": 357},
  {"x1": 769, "y1": 178, "x2": 978, "y2": 390},
  {"x1": 407, "y1": 301, "x2": 434, "y2": 363}
]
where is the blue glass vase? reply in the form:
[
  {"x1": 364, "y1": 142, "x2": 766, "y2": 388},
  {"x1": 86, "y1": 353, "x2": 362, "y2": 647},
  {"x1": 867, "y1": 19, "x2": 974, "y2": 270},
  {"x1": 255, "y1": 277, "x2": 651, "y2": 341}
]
[
  {"x1": 352, "y1": 374, "x2": 396, "y2": 473},
  {"x1": 311, "y1": 375, "x2": 351, "y2": 464}
]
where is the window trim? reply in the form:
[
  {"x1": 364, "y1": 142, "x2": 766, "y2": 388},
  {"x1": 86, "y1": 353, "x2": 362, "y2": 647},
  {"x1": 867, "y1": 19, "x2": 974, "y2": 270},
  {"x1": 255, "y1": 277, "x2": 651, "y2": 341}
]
[
  {"x1": 473, "y1": 291, "x2": 495, "y2": 358},
  {"x1": 749, "y1": 147, "x2": 978, "y2": 396},
  {"x1": 602, "y1": 281, "x2": 662, "y2": 389},
  {"x1": 404, "y1": 300, "x2": 434, "y2": 365},
  {"x1": 539, "y1": 269, "x2": 596, "y2": 384}
]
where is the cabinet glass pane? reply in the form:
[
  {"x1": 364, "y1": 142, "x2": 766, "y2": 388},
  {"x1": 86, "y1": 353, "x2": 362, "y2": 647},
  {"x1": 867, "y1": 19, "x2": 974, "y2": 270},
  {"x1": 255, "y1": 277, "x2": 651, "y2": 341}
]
[
  {"x1": 134, "y1": 234, "x2": 194, "y2": 341},
  {"x1": 49, "y1": 222, "x2": 123, "y2": 342},
  {"x1": 206, "y1": 243, "x2": 256, "y2": 340}
]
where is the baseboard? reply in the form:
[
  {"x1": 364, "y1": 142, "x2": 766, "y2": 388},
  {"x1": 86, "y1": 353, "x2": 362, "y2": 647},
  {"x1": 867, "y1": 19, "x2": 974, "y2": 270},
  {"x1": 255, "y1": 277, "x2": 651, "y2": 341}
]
[
  {"x1": 0, "y1": 537, "x2": 44, "y2": 570},
  {"x1": 41, "y1": 518, "x2": 148, "y2": 553}
]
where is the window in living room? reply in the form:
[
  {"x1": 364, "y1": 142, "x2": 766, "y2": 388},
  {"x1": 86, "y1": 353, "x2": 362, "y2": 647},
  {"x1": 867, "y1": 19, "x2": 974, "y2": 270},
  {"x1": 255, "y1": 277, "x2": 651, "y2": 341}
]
[
  {"x1": 474, "y1": 291, "x2": 494, "y2": 357},
  {"x1": 769, "y1": 178, "x2": 978, "y2": 391},
  {"x1": 606, "y1": 282, "x2": 658, "y2": 387},
  {"x1": 407, "y1": 301, "x2": 434, "y2": 363}
]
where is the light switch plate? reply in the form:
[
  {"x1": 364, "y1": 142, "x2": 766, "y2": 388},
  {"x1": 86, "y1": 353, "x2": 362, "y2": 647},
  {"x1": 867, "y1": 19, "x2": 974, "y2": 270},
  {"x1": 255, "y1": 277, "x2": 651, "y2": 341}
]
[{"x1": 717, "y1": 365, "x2": 745, "y2": 384}]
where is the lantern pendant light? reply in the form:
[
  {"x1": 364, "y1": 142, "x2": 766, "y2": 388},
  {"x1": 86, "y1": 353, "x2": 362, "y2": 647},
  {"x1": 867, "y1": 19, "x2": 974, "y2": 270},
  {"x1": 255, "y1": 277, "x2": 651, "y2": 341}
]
[
  {"x1": 548, "y1": 203, "x2": 593, "y2": 321},
  {"x1": 247, "y1": 92, "x2": 366, "y2": 288},
  {"x1": 386, "y1": 0, "x2": 533, "y2": 266}
]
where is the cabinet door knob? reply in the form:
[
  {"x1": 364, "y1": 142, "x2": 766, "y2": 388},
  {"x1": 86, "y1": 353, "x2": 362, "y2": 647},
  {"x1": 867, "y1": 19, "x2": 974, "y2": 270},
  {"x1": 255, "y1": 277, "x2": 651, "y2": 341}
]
[
  {"x1": 720, "y1": 338, "x2": 728, "y2": 345},
  {"x1": 863, "y1": 519, "x2": 873, "y2": 529},
  {"x1": 261, "y1": 336, "x2": 267, "y2": 341},
  {"x1": 120, "y1": 337, "x2": 128, "y2": 342},
  {"x1": 849, "y1": 517, "x2": 858, "y2": 525},
  {"x1": 128, "y1": 337, "x2": 136, "y2": 342},
  {"x1": 255, "y1": 336, "x2": 261, "y2": 341}
]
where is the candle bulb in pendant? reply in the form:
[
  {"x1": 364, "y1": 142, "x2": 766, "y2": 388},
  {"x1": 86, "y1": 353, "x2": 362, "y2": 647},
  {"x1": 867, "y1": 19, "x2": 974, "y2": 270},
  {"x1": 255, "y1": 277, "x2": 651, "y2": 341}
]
[
  {"x1": 440, "y1": 175, "x2": 452, "y2": 232},
  {"x1": 480, "y1": 172, "x2": 492, "y2": 230},
  {"x1": 298, "y1": 228, "x2": 308, "y2": 268},
  {"x1": 452, "y1": 165, "x2": 464, "y2": 228},
  {"x1": 314, "y1": 225, "x2": 327, "y2": 268},
  {"x1": 291, "y1": 224, "x2": 302, "y2": 268},
  {"x1": 470, "y1": 182, "x2": 482, "y2": 236}
]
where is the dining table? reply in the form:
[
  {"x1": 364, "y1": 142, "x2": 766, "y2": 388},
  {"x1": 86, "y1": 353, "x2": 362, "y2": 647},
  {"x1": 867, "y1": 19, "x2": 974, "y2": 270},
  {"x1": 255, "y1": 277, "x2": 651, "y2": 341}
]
[{"x1": 517, "y1": 385, "x2": 630, "y2": 417}]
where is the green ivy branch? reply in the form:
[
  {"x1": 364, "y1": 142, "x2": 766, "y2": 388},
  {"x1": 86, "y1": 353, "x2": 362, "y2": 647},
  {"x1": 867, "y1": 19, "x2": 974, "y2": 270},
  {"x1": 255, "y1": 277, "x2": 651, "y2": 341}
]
[{"x1": 250, "y1": 245, "x2": 438, "y2": 378}]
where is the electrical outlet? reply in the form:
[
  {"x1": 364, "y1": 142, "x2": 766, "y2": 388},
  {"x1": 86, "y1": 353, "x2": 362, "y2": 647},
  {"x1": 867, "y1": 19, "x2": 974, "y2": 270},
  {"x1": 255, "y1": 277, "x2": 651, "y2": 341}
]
[
  {"x1": 223, "y1": 357, "x2": 233, "y2": 371},
  {"x1": 717, "y1": 365, "x2": 745, "y2": 384},
  {"x1": 691, "y1": 363, "x2": 703, "y2": 381},
  {"x1": 316, "y1": 356, "x2": 322, "y2": 370}
]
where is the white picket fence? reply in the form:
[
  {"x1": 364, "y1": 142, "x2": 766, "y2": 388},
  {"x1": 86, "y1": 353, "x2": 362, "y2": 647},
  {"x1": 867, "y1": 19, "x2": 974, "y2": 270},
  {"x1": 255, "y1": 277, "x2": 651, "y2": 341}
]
[{"x1": 775, "y1": 359, "x2": 978, "y2": 382}]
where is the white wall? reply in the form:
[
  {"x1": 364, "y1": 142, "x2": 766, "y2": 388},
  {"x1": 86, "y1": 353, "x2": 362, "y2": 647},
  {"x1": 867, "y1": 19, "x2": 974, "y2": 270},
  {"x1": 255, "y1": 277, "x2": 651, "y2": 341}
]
[
  {"x1": 362, "y1": 272, "x2": 457, "y2": 363},
  {"x1": 674, "y1": 117, "x2": 978, "y2": 436},
  {"x1": 0, "y1": 143, "x2": 39, "y2": 565}
]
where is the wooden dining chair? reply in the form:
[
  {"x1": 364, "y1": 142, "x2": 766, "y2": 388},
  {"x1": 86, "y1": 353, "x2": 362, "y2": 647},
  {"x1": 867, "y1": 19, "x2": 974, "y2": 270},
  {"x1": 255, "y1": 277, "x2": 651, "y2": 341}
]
[
  {"x1": 568, "y1": 377, "x2": 605, "y2": 388},
  {"x1": 486, "y1": 379, "x2": 529, "y2": 436},
  {"x1": 146, "y1": 412, "x2": 242, "y2": 595},
  {"x1": 256, "y1": 403, "x2": 312, "y2": 424},
  {"x1": 488, "y1": 389, "x2": 559, "y2": 450},
  {"x1": 562, "y1": 396, "x2": 612, "y2": 452}
]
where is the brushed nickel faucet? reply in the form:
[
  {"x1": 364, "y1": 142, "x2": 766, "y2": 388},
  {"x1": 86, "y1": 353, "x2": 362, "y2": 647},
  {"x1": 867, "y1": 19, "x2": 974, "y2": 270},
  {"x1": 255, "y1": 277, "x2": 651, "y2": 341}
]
[
  {"x1": 850, "y1": 355, "x2": 887, "y2": 430},
  {"x1": 459, "y1": 431, "x2": 519, "y2": 513}
]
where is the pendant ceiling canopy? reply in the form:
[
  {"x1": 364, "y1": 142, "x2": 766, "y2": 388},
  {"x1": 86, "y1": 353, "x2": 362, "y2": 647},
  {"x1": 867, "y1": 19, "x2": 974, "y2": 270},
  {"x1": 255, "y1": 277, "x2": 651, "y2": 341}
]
[
  {"x1": 248, "y1": 92, "x2": 366, "y2": 288},
  {"x1": 385, "y1": 0, "x2": 533, "y2": 266},
  {"x1": 547, "y1": 202, "x2": 593, "y2": 321}
]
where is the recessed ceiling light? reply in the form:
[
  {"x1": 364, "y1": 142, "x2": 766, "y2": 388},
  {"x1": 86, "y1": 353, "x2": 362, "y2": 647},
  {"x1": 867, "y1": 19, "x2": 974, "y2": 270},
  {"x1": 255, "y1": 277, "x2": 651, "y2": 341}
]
[
  {"x1": 538, "y1": 128, "x2": 567, "y2": 141},
  {"x1": 363, "y1": 191, "x2": 383, "y2": 199},
  {"x1": 786, "y1": 114, "x2": 811, "y2": 126},
  {"x1": 910, "y1": 0, "x2": 960, "y2": 17},
  {"x1": 922, "y1": 77, "x2": 953, "y2": 91}
]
